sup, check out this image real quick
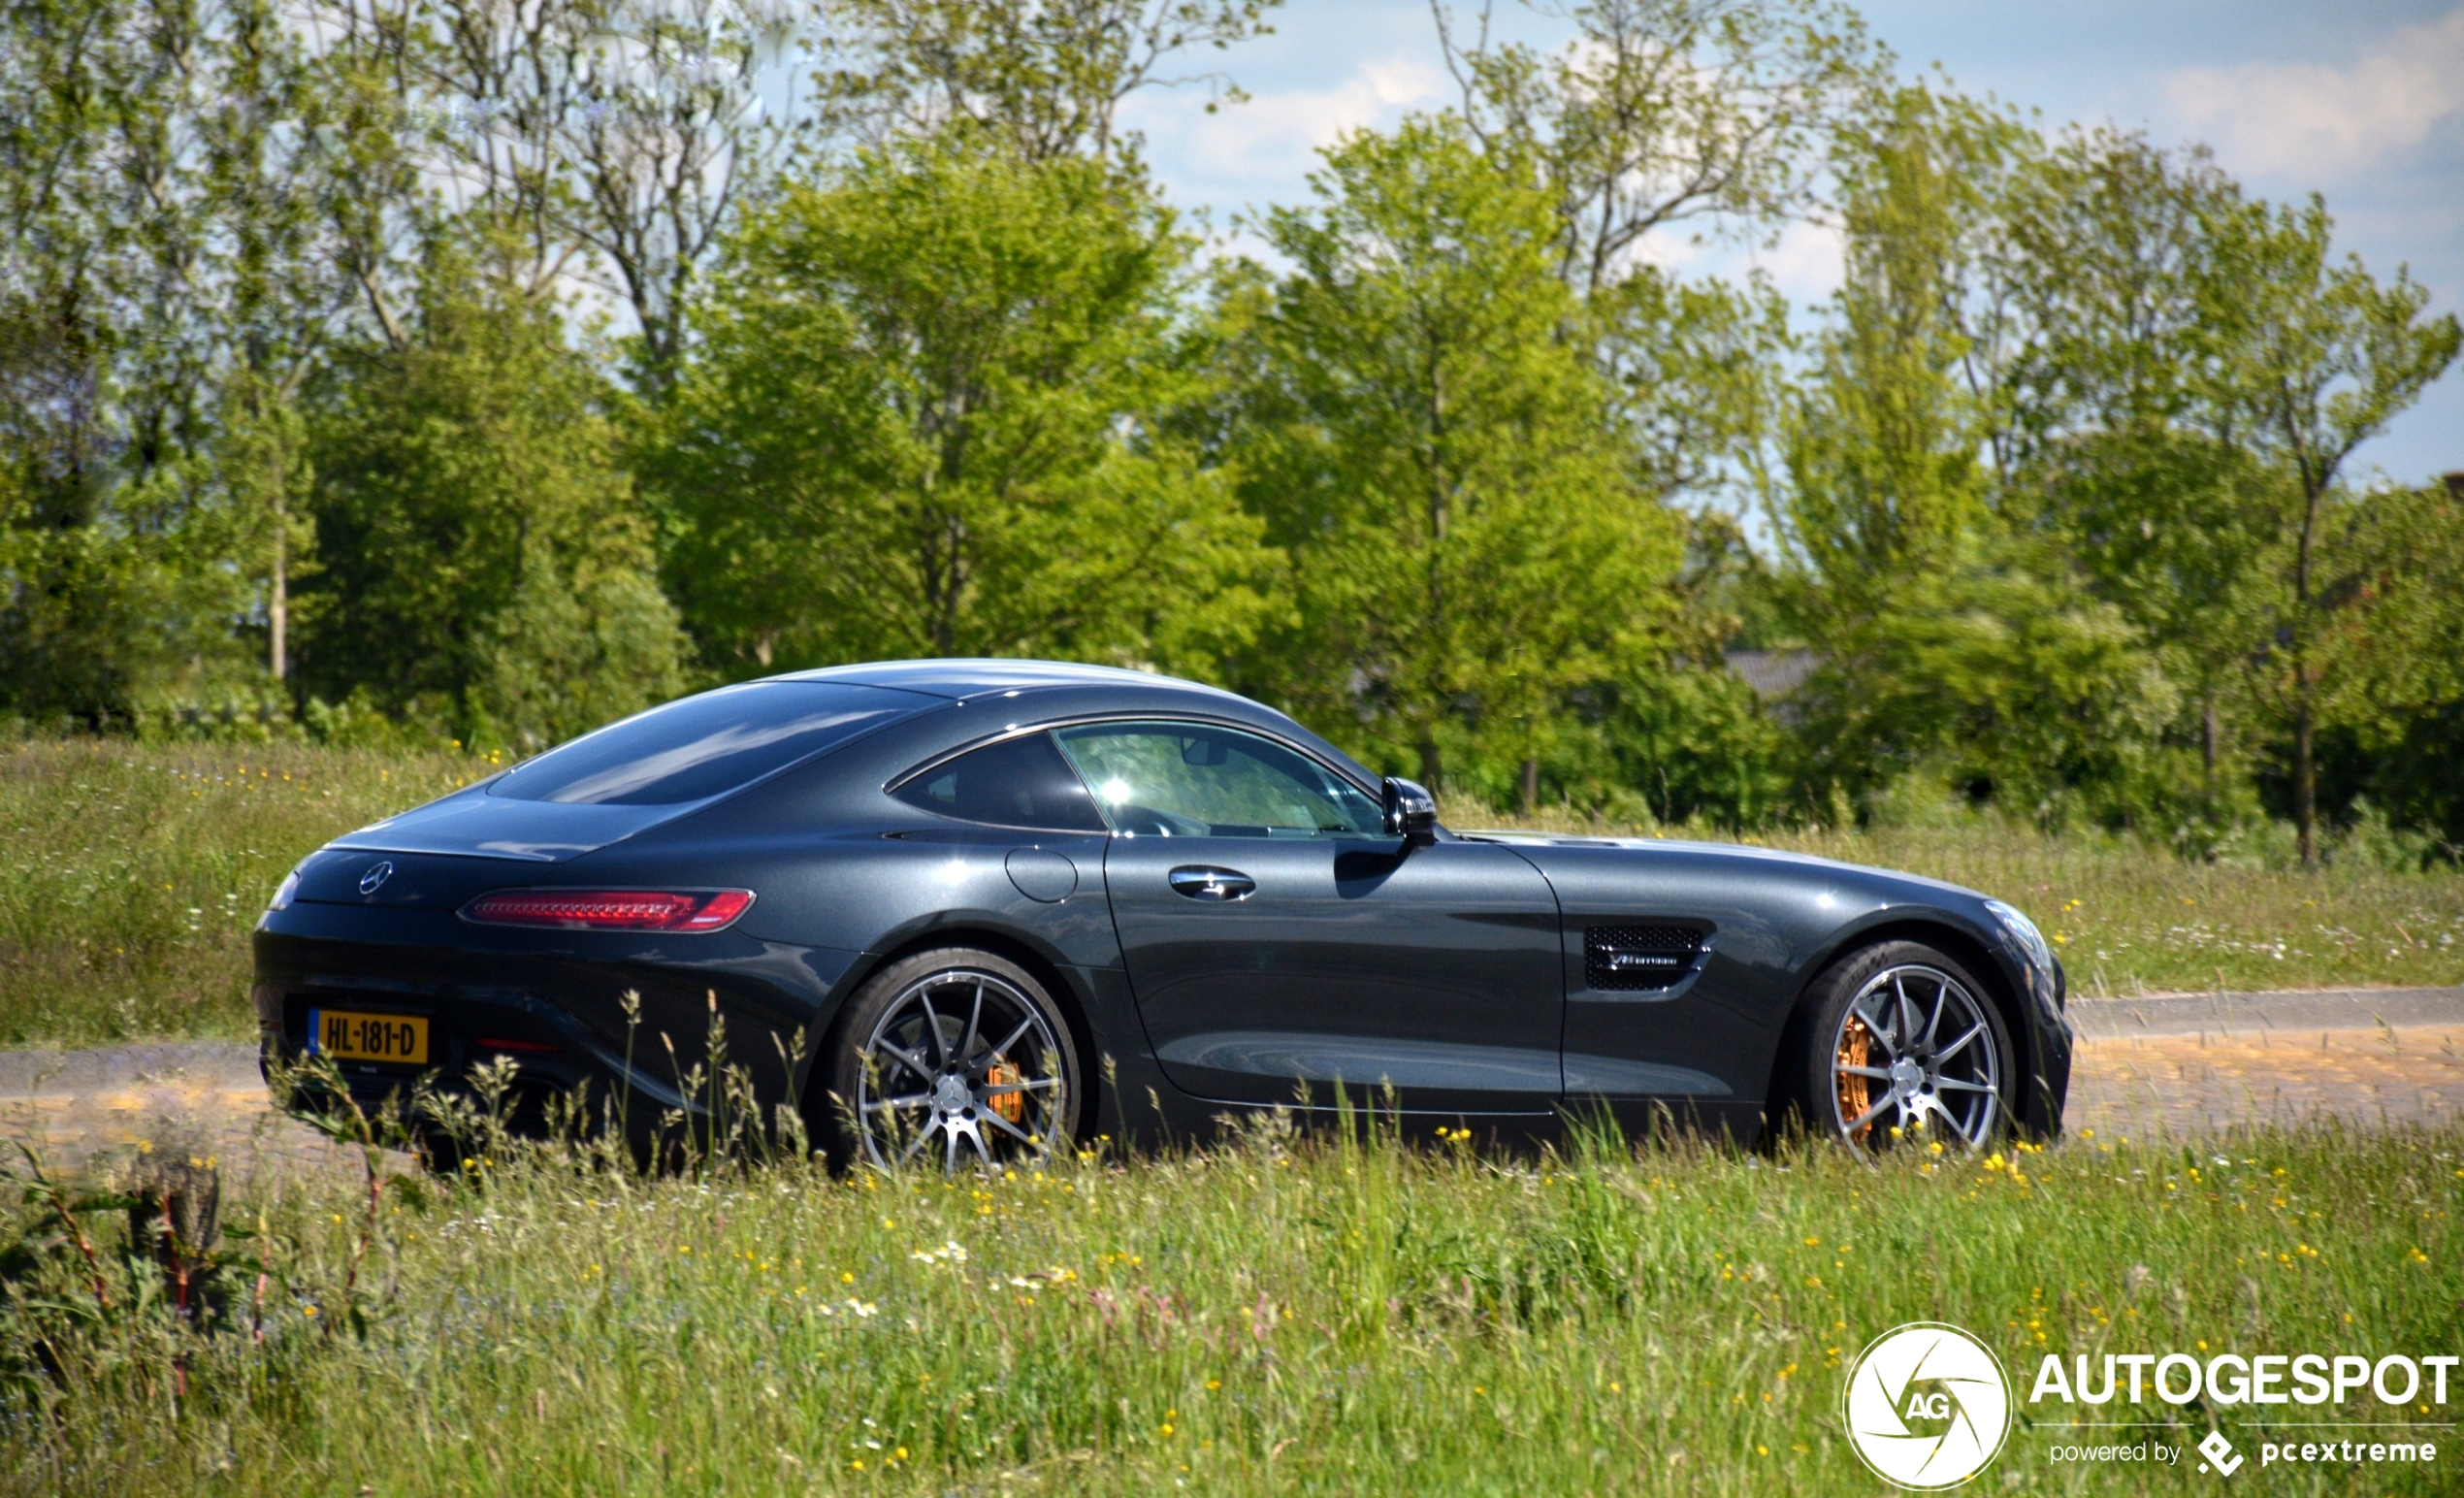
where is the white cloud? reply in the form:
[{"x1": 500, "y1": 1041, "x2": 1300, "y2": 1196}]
[
  {"x1": 1126, "y1": 54, "x2": 1452, "y2": 200},
  {"x1": 1729, "y1": 219, "x2": 1846, "y2": 304},
  {"x1": 2162, "y1": 5, "x2": 2464, "y2": 179}
]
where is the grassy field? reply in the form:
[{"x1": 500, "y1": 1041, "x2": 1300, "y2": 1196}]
[
  {"x1": 3, "y1": 1107, "x2": 2457, "y2": 1494},
  {"x1": 4, "y1": 738, "x2": 2463, "y2": 1047},
  {"x1": 0, "y1": 741, "x2": 486, "y2": 1046}
]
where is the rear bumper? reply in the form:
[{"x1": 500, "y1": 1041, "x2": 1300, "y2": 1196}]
[{"x1": 252, "y1": 901, "x2": 859, "y2": 1133}]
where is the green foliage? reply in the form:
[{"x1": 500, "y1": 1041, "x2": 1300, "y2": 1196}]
[
  {"x1": 300, "y1": 266, "x2": 687, "y2": 750},
  {"x1": 2, "y1": 0, "x2": 2458, "y2": 846},
  {"x1": 654, "y1": 139, "x2": 1273, "y2": 678},
  {"x1": 1776, "y1": 86, "x2": 2008, "y2": 600},
  {"x1": 1567, "y1": 664, "x2": 1799, "y2": 829},
  {"x1": 1793, "y1": 538, "x2": 2183, "y2": 829},
  {"x1": 1223, "y1": 117, "x2": 1684, "y2": 792}
]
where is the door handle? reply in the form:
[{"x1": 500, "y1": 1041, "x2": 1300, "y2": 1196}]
[{"x1": 1168, "y1": 865, "x2": 1255, "y2": 901}]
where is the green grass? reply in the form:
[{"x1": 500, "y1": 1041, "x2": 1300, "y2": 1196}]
[
  {"x1": 2, "y1": 739, "x2": 2461, "y2": 1048},
  {"x1": 0, "y1": 741, "x2": 488, "y2": 1047},
  {"x1": 5, "y1": 1112, "x2": 2458, "y2": 1494}
]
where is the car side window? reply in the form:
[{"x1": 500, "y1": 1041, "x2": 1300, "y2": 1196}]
[
  {"x1": 1052, "y1": 722, "x2": 1385, "y2": 838},
  {"x1": 892, "y1": 732, "x2": 1109, "y2": 832}
]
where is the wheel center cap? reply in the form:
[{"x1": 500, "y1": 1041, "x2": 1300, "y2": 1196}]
[
  {"x1": 933, "y1": 1074, "x2": 972, "y2": 1114},
  {"x1": 1890, "y1": 1058, "x2": 1925, "y2": 1091}
]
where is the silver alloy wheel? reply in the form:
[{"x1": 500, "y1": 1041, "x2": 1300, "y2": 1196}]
[
  {"x1": 855, "y1": 969, "x2": 1068, "y2": 1174},
  {"x1": 1829, "y1": 964, "x2": 2001, "y2": 1149}
]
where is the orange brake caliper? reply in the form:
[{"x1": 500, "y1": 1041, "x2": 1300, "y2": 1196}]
[
  {"x1": 987, "y1": 1058, "x2": 1025, "y2": 1124},
  {"x1": 1835, "y1": 1014, "x2": 1874, "y2": 1140}
]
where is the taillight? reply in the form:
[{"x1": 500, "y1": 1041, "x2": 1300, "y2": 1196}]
[{"x1": 460, "y1": 889, "x2": 755, "y2": 932}]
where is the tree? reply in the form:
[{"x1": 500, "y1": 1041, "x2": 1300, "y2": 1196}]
[
  {"x1": 1, "y1": 0, "x2": 344, "y2": 724},
  {"x1": 1990, "y1": 131, "x2": 2277, "y2": 802},
  {"x1": 2206, "y1": 199, "x2": 2460, "y2": 864},
  {"x1": 2317, "y1": 479, "x2": 2464, "y2": 859},
  {"x1": 809, "y1": 0, "x2": 1280, "y2": 164},
  {"x1": 1224, "y1": 116, "x2": 1682, "y2": 793},
  {"x1": 308, "y1": 0, "x2": 792, "y2": 395},
  {"x1": 651, "y1": 137, "x2": 1272, "y2": 675},
  {"x1": 1438, "y1": 0, "x2": 1883, "y2": 292},
  {"x1": 2026, "y1": 426, "x2": 2278, "y2": 805},
  {"x1": 1774, "y1": 86, "x2": 2006, "y2": 607},
  {"x1": 301, "y1": 263, "x2": 687, "y2": 747}
]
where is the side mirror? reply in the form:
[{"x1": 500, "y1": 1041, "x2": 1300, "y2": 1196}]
[{"x1": 1381, "y1": 776, "x2": 1438, "y2": 844}]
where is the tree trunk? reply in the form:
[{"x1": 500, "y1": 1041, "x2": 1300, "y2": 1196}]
[
  {"x1": 269, "y1": 489, "x2": 286, "y2": 682},
  {"x1": 1416, "y1": 734, "x2": 1443, "y2": 797},
  {"x1": 1517, "y1": 756, "x2": 1539, "y2": 815},
  {"x1": 2293, "y1": 667, "x2": 2317, "y2": 869},
  {"x1": 2289, "y1": 454, "x2": 2323, "y2": 870}
]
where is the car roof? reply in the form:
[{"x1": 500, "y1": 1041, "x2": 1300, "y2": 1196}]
[{"x1": 765, "y1": 658, "x2": 1256, "y2": 705}]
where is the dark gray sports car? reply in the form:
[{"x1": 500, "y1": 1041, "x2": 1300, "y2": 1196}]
[{"x1": 253, "y1": 660, "x2": 2072, "y2": 1167}]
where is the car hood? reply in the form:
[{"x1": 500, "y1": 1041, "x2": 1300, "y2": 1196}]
[
  {"x1": 1457, "y1": 830, "x2": 1993, "y2": 903},
  {"x1": 327, "y1": 779, "x2": 691, "y2": 863}
]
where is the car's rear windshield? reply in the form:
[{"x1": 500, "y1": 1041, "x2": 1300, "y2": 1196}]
[{"x1": 488, "y1": 682, "x2": 925, "y2": 805}]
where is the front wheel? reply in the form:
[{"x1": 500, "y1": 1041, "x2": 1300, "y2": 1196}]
[
  {"x1": 821, "y1": 949, "x2": 1081, "y2": 1174},
  {"x1": 1780, "y1": 940, "x2": 2014, "y2": 1152}
]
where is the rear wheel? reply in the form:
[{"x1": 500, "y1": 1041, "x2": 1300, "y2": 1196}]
[
  {"x1": 821, "y1": 949, "x2": 1080, "y2": 1174},
  {"x1": 1780, "y1": 940, "x2": 2013, "y2": 1153}
]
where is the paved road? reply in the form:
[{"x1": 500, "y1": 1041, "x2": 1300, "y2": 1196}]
[
  {"x1": 2064, "y1": 985, "x2": 2464, "y2": 1138},
  {"x1": 4, "y1": 987, "x2": 2459, "y2": 1184}
]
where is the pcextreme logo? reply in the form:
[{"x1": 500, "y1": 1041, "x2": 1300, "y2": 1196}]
[{"x1": 1843, "y1": 1322, "x2": 2014, "y2": 1489}]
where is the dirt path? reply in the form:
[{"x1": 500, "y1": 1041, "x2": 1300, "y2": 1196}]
[
  {"x1": 0, "y1": 1041, "x2": 387, "y2": 1192},
  {"x1": 4, "y1": 987, "x2": 2459, "y2": 1186}
]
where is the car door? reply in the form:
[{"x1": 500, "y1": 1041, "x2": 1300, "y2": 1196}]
[{"x1": 1055, "y1": 720, "x2": 1564, "y2": 1113}]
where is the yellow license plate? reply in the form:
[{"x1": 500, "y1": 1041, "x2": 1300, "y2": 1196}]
[{"x1": 309, "y1": 1008, "x2": 429, "y2": 1065}]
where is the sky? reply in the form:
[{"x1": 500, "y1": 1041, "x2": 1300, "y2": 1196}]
[{"x1": 1117, "y1": 0, "x2": 2464, "y2": 485}]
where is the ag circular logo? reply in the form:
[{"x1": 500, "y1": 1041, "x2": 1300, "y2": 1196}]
[{"x1": 1843, "y1": 1321, "x2": 2012, "y2": 1489}]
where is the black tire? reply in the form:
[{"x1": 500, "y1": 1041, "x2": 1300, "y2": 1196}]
[
  {"x1": 1774, "y1": 939, "x2": 2016, "y2": 1153},
  {"x1": 818, "y1": 948, "x2": 1082, "y2": 1173}
]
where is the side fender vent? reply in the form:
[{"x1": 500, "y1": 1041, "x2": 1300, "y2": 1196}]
[{"x1": 1585, "y1": 925, "x2": 1706, "y2": 992}]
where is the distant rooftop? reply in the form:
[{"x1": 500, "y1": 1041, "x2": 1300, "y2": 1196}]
[{"x1": 1723, "y1": 649, "x2": 1819, "y2": 701}]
